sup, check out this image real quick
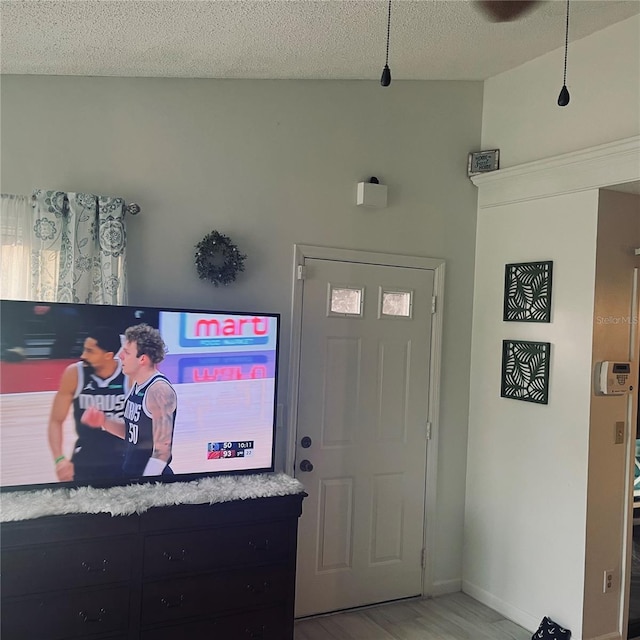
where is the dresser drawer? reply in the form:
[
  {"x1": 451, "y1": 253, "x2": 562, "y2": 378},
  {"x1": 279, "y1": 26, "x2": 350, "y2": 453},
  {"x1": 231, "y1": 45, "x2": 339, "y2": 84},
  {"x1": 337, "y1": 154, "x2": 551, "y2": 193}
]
[
  {"x1": 1, "y1": 586, "x2": 130, "y2": 640},
  {"x1": 141, "y1": 605, "x2": 289, "y2": 640},
  {"x1": 1, "y1": 535, "x2": 135, "y2": 596},
  {"x1": 1, "y1": 513, "x2": 138, "y2": 548},
  {"x1": 143, "y1": 520, "x2": 291, "y2": 578},
  {"x1": 141, "y1": 565, "x2": 290, "y2": 626}
]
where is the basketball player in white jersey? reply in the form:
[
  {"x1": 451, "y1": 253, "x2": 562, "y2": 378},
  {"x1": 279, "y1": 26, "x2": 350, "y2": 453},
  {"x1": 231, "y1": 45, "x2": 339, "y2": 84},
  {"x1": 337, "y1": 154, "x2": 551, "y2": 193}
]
[
  {"x1": 82, "y1": 323, "x2": 177, "y2": 477},
  {"x1": 48, "y1": 326, "x2": 127, "y2": 483}
]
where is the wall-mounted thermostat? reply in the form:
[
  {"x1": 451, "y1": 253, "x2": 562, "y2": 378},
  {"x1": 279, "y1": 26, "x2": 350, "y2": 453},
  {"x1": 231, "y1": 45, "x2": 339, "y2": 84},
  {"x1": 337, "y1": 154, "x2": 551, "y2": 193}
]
[{"x1": 595, "y1": 361, "x2": 633, "y2": 395}]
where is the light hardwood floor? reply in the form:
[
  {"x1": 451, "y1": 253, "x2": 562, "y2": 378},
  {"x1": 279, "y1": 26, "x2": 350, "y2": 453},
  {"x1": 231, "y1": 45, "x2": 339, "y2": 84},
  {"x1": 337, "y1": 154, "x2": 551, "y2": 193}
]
[{"x1": 294, "y1": 592, "x2": 531, "y2": 640}]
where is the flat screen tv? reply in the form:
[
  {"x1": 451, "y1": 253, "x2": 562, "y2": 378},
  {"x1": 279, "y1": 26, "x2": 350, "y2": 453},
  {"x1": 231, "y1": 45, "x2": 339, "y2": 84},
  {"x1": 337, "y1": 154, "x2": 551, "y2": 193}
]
[{"x1": 0, "y1": 299, "x2": 279, "y2": 491}]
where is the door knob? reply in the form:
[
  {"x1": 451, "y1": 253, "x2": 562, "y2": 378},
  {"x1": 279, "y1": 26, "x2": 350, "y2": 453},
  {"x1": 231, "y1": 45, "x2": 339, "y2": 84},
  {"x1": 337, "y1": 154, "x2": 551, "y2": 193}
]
[{"x1": 299, "y1": 459, "x2": 314, "y2": 472}]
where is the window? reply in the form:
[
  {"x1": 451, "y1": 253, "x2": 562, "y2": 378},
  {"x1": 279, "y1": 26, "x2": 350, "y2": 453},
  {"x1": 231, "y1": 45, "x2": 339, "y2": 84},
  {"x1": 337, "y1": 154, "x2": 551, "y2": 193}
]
[
  {"x1": 379, "y1": 289, "x2": 413, "y2": 318},
  {"x1": 0, "y1": 194, "x2": 32, "y2": 300},
  {"x1": 328, "y1": 285, "x2": 364, "y2": 317}
]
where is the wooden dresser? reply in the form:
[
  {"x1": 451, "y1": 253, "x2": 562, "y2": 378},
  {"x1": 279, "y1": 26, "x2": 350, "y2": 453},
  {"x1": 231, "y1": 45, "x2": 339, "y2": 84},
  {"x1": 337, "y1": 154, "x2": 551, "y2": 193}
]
[{"x1": 1, "y1": 492, "x2": 305, "y2": 640}]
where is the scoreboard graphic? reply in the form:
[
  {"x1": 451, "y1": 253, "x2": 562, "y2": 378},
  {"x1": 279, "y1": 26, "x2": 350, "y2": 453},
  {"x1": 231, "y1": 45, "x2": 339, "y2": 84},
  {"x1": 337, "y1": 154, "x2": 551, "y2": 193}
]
[{"x1": 207, "y1": 441, "x2": 255, "y2": 459}]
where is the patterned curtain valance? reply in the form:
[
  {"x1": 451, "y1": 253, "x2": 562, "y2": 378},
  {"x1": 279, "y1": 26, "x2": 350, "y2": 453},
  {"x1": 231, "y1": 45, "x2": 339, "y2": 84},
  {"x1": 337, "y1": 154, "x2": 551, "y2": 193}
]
[{"x1": 31, "y1": 190, "x2": 128, "y2": 304}]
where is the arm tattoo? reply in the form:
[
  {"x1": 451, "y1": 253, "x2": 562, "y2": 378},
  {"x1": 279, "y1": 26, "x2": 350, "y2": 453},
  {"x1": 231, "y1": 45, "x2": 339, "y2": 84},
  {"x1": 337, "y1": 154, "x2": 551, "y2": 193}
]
[{"x1": 147, "y1": 381, "x2": 177, "y2": 462}]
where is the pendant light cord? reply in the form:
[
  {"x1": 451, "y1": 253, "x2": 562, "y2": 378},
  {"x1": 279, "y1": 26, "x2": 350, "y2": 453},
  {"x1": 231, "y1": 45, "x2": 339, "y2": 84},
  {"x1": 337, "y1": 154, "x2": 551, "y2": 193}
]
[
  {"x1": 562, "y1": 0, "x2": 569, "y2": 86},
  {"x1": 385, "y1": 0, "x2": 391, "y2": 67}
]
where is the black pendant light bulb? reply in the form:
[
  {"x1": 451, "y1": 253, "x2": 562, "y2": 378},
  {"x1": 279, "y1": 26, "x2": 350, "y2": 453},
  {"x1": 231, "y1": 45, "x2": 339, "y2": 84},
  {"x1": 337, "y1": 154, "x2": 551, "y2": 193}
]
[
  {"x1": 380, "y1": 0, "x2": 392, "y2": 87},
  {"x1": 557, "y1": 0, "x2": 570, "y2": 106}
]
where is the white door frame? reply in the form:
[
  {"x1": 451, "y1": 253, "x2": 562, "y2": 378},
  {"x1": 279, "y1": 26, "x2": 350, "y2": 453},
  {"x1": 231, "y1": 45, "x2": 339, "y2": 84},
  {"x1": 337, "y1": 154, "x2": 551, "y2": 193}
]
[{"x1": 286, "y1": 244, "x2": 446, "y2": 596}]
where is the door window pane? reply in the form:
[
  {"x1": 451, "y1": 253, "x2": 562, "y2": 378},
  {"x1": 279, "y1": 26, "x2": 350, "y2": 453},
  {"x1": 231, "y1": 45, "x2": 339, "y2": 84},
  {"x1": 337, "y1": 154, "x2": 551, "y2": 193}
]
[
  {"x1": 329, "y1": 286, "x2": 363, "y2": 316},
  {"x1": 380, "y1": 290, "x2": 413, "y2": 318}
]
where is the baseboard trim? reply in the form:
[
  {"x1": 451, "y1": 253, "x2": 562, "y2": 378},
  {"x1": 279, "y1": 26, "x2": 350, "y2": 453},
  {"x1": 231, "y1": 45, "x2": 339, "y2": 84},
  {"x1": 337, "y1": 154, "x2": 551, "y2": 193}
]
[
  {"x1": 461, "y1": 581, "x2": 623, "y2": 640},
  {"x1": 462, "y1": 580, "x2": 539, "y2": 633},
  {"x1": 430, "y1": 578, "x2": 462, "y2": 596}
]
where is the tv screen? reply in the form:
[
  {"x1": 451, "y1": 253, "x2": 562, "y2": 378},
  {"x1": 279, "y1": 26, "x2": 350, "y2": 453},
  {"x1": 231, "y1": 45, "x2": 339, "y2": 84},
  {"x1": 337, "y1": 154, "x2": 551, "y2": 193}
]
[{"x1": 0, "y1": 299, "x2": 279, "y2": 491}]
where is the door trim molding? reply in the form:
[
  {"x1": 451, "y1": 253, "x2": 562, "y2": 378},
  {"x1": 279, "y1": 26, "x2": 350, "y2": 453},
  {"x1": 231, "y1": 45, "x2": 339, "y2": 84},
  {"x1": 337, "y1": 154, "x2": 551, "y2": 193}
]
[{"x1": 287, "y1": 244, "x2": 446, "y2": 597}]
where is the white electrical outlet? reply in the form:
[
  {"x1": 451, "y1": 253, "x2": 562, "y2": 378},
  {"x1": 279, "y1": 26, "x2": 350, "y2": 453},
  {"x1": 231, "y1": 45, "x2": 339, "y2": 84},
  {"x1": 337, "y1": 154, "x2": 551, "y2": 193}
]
[{"x1": 603, "y1": 569, "x2": 615, "y2": 593}]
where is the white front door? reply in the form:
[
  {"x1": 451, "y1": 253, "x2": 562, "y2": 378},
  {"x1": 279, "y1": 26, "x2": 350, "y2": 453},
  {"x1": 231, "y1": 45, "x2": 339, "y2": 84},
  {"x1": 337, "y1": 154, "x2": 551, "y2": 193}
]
[{"x1": 294, "y1": 257, "x2": 435, "y2": 617}]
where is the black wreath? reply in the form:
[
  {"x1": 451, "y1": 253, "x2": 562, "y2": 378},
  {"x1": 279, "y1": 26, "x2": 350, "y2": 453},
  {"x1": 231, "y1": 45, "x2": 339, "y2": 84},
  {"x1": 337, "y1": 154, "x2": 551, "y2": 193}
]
[{"x1": 194, "y1": 231, "x2": 246, "y2": 287}]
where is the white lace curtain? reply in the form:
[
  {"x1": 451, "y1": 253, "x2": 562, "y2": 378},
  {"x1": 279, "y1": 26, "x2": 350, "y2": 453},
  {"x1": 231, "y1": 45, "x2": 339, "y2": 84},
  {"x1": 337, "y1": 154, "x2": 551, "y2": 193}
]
[
  {"x1": 0, "y1": 190, "x2": 128, "y2": 303},
  {"x1": 0, "y1": 194, "x2": 32, "y2": 299}
]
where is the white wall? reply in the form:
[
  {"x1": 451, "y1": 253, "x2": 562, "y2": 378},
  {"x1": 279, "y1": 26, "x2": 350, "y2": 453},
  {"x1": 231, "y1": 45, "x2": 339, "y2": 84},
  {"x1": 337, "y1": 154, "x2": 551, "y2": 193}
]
[
  {"x1": 464, "y1": 190, "x2": 599, "y2": 637},
  {"x1": 482, "y1": 15, "x2": 640, "y2": 167},
  {"x1": 0, "y1": 76, "x2": 483, "y2": 591},
  {"x1": 467, "y1": 13, "x2": 640, "y2": 640}
]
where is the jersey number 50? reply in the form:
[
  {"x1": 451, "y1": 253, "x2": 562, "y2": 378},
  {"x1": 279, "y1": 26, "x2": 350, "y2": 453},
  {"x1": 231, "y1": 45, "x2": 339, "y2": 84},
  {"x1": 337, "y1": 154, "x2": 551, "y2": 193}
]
[{"x1": 128, "y1": 424, "x2": 139, "y2": 444}]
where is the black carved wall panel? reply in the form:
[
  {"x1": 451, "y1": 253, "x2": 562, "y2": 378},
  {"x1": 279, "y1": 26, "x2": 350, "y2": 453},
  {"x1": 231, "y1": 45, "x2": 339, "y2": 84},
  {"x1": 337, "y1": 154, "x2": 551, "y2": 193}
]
[
  {"x1": 501, "y1": 340, "x2": 551, "y2": 404},
  {"x1": 503, "y1": 261, "x2": 553, "y2": 323}
]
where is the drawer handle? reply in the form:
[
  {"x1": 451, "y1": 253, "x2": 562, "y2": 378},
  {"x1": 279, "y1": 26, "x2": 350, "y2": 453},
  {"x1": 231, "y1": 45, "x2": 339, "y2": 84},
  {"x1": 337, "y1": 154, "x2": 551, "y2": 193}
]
[
  {"x1": 163, "y1": 549, "x2": 186, "y2": 562},
  {"x1": 248, "y1": 539, "x2": 270, "y2": 552},
  {"x1": 246, "y1": 581, "x2": 270, "y2": 595},
  {"x1": 244, "y1": 625, "x2": 266, "y2": 639},
  {"x1": 161, "y1": 595, "x2": 185, "y2": 609},
  {"x1": 82, "y1": 559, "x2": 109, "y2": 573},
  {"x1": 78, "y1": 608, "x2": 106, "y2": 624}
]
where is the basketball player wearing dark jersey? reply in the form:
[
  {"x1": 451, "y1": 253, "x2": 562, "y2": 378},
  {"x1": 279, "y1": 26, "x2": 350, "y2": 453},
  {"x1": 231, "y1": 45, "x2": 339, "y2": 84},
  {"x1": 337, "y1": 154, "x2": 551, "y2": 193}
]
[
  {"x1": 122, "y1": 372, "x2": 176, "y2": 476},
  {"x1": 48, "y1": 327, "x2": 127, "y2": 483},
  {"x1": 82, "y1": 323, "x2": 177, "y2": 477}
]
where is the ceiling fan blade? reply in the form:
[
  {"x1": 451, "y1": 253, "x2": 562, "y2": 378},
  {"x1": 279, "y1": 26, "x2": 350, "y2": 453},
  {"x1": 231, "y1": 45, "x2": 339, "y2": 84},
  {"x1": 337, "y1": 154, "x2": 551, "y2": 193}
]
[{"x1": 475, "y1": 0, "x2": 542, "y2": 22}]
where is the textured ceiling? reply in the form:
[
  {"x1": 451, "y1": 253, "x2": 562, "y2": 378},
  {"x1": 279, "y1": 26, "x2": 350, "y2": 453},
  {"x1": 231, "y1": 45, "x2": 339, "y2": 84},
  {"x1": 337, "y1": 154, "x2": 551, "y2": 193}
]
[{"x1": 0, "y1": 1, "x2": 638, "y2": 81}]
